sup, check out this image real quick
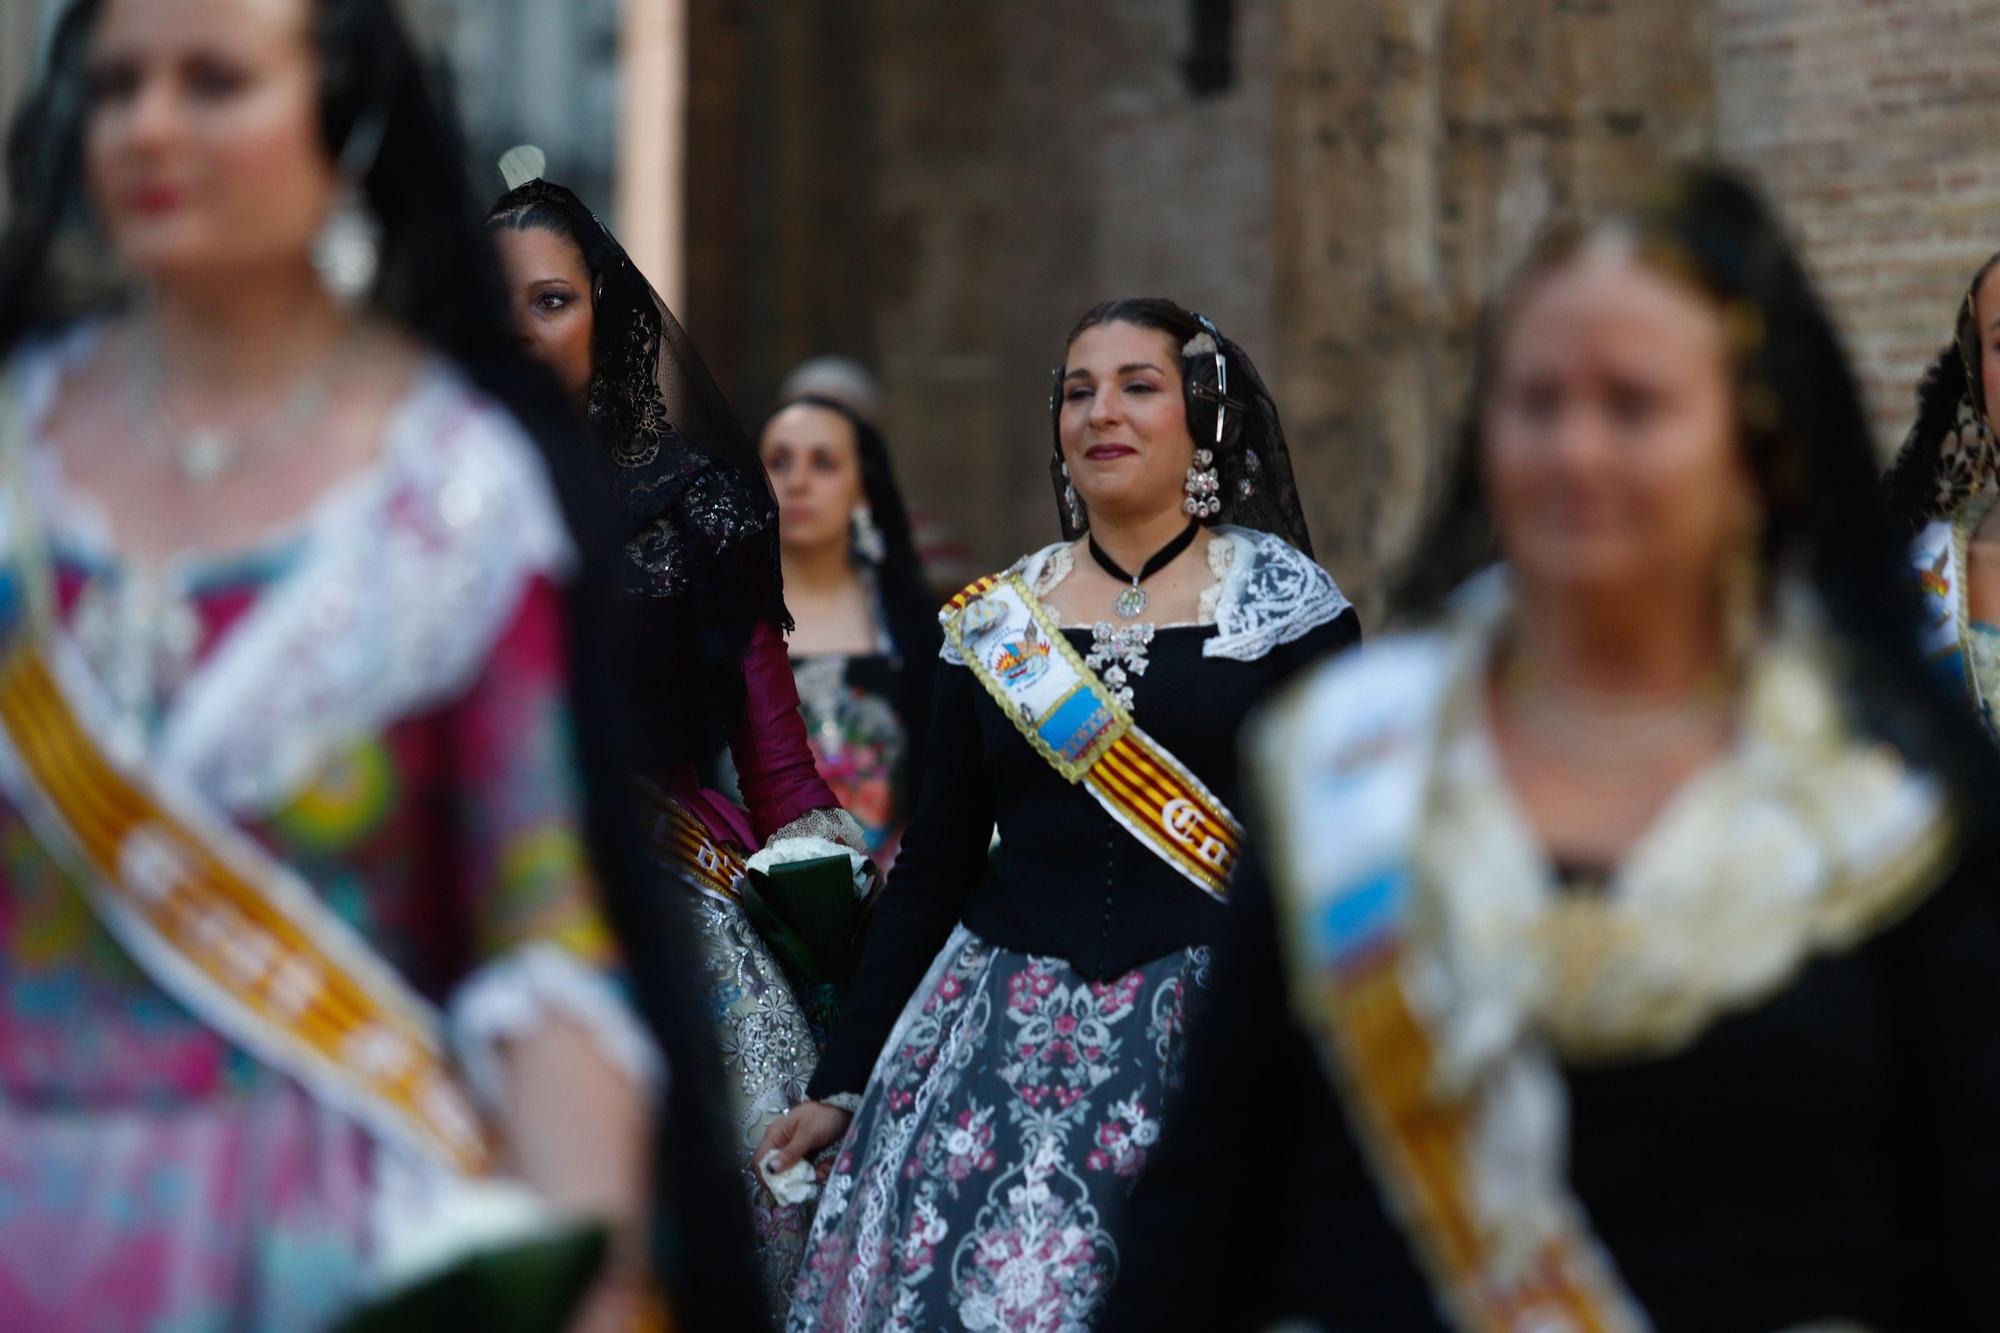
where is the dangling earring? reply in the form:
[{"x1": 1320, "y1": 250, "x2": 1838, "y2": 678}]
[
  {"x1": 312, "y1": 112, "x2": 388, "y2": 308},
  {"x1": 851, "y1": 505, "x2": 886, "y2": 564},
  {"x1": 311, "y1": 184, "x2": 381, "y2": 307},
  {"x1": 1062, "y1": 462, "x2": 1087, "y2": 531},
  {"x1": 1183, "y1": 448, "x2": 1221, "y2": 519}
]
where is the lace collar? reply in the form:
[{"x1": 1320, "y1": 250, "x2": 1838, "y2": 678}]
[
  {"x1": 5, "y1": 327, "x2": 573, "y2": 815},
  {"x1": 992, "y1": 526, "x2": 1348, "y2": 662},
  {"x1": 1414, "y1": 576, "x2": 1954, "y2": 1069}
]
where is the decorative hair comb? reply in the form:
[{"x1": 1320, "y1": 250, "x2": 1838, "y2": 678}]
[
  {"x1": 498, "y1": 144, "x2": 548, "y2": 192},
  {"x1": 1185, "y1": 313, "x2": 1247, "y2": 443}
]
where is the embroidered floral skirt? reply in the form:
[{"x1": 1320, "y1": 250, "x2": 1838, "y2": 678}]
[
  {"x1": 689, "y1": 890, "x2": 826, "y2": 1317},
  {"x1": 787, "y1": 926, "x2": 1210, "y2": 1333}
]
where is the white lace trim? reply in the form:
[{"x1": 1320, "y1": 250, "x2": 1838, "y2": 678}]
[
  {"x1": 937, "y1": 529, "x2": 1348, "y2": 665},
  {"x1": 1196, "y1": 533, "x2": 1237, "y2": 625},
  {"x1": 1031, "y1": 543, "x2": 1074, "y2": 597},
  {"x1": 746, "y1": 829, "x2": 875, "y2": 900},
  {"x1": 1258, "y1": 581, "x2": 1954, "y2": 1288},
  {"x1": 769, "y1": 805, "x2": 870, "y2": 854},
  {"x1": 7, "y1": 330, "x2": 576, "y2": 815},
  {"x1": 1202, "y1": 527, "x2": 1351, "y2": 661},
  {"x1": 448, "y1": 942, "x2": 665, "y2": 1114}
]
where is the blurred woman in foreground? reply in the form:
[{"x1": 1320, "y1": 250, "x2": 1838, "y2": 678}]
[
  {"x1": 0, "y1": 0, "x2": 705, "y2": 1327},
  {"x1": 1107, "y1": 169, "x2": 2000, "y2": 1331}
]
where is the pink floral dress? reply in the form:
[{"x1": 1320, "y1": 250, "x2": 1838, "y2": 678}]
[{"x1": 0, "y1": 331, "x2": 651, "y2": 1332}]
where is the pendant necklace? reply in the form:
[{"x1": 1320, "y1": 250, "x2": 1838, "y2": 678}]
[
  {"x1": 1088, "y1": 519, "x2": 1201, "y2": 620},
  {"x1": 128, "y1": 320, "x2": 360, "y2": 488}
]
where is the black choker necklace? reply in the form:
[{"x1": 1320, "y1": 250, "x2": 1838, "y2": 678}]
[{"x1": 1088, "y1": 520, "x2": 1201, "y2": 619}]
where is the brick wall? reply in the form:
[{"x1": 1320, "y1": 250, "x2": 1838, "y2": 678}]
[{"x1": 1715, "y1": 0, "x2": 2000, "y2": 452}]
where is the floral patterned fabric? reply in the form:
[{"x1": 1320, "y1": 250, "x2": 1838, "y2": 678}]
[
  {"x1": 791, "y1": 654, "x2": 912, "y2": 870},
  {"x1": 0, "y1": 339, "x2": 616, "y2": 1332},
  {"x1": 787, "y1": 928, "x2": 1209, "y2": 1333}
]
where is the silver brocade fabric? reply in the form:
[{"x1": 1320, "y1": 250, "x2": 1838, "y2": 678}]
[{"x1": 689, "y1": 892, "x2": 823, "y2": 1316}]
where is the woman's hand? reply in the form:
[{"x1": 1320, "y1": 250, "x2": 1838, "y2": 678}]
[{"x1": 754, "y1": 1100, "x2": 854, "y2": 1180}]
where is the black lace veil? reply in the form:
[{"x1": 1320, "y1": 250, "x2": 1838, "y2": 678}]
[
  {"x1": 1881, "y1": 251, "x2": 2000, "y2": 535},
  {"x1": 490, "y1": 178, "x2": 787, "y2": 765},
  {"x1": 1048, "y1": 299, "x2": 1314, "y2": 557}
]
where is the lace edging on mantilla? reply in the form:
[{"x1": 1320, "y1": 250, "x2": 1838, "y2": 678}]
[{"x1": 939, "y1": 528, "x2": 1348, "y2": 665}]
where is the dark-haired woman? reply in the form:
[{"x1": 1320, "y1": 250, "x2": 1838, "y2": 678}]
[
  {"x1": 490, "y1": 168, "x2": 871, "y2": 1301},
  {"x1": 759, "y1": 300, "x2": 1359, "y2": 1330},
  {"x1": 1885, "y1": 252, "x2": 2000, "y2": 735},
  {"x1": 0, "y1": 1, "x2": 691, "y2": 1328},
  {"x1": 1105, "y1": 171, "x2": 2000, "y2": 1332},
  {"x1": 759, "y1": 395, "x2": 939, "y2": 872}
]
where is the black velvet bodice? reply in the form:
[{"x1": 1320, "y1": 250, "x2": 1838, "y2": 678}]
[{"x1": 808, "y1": 609, "x2": 1360, "y2": 1099}]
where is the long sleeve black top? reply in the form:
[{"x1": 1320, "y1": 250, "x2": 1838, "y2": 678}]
[
  {"x1": 1102, "y1": 841, "x2": 2000, "y2": 1332},
  {"x1": 807, "y1": 608, "x2": 1361, "y2": 1100}
]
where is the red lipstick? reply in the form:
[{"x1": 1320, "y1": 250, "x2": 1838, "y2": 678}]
[{"x1": 127, "y1": 183, "x2": 187, "y2": 216}]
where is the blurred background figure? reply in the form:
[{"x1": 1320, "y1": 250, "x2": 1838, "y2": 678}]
[
  {"x1": 488, "y1": 165, "x2": 869, "y2": 1311},
  {"x1": 1106, "y1": 168, "x2": 2000, "y2": 1332},
  {"x1": 760, "y1": 298, "x2": 1357, "y2": 1330},
  {"x1": 776, "y1": 354, "x2": 981, "y2": 604},
  {"x1": 1885, "y1": 250, "x2": 2000, "y2": 732},
  {"x1": 0, "y1": 1, "x2": 689, "y2": 1329},
  {"x1": 758, "y1": 394, "x2": 939, "y2": 872}
]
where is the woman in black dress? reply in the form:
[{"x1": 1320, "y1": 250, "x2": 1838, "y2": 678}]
[
  {"x1": 760, "y1": 299, "x2": 1360, "y2": 1330},
  {"x1": 1105, "y1": 169, "x2": 2000, "y2": 1332},
  {"x1": 488, "y1": 164, "x2": 869, "y2": 1305}
]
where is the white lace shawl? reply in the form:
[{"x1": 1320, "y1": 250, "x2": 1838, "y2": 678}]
[
  {"x1": 8, "y1": 332, "x2": 662, "y2": 1113},
  {"x1": 939, "y1": 526, "x2": 1349, "y2": 665},
  {"x1": 8, "y1": 329, "x2": 575, "y2": 817}
]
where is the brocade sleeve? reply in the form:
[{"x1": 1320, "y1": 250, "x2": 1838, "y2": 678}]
[
  {"x1": 441, "y1": 577, "x2": 661, "y2": 1104},
  {"x1": 729, "y1": 620, "x2": 844, "y2": 845}
]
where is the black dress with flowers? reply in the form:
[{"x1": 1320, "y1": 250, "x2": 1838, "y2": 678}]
[{"x1": 786, "y1": 530, "x2": 1358, "y2": 1331}]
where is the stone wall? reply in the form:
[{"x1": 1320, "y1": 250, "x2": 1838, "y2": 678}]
[
  {"x1": 4, "y1": 2, "x2": 1992, "y2": 616},
  {"x1": 690, "y1": 0, "x2": 1281, "y2": 567},
  {"x1": 1715, "y1": 0, "x2": 2000, "y2": 451},
  {"x1": 1269, "y1": 0, "x2": 1715, "y2": 616}
]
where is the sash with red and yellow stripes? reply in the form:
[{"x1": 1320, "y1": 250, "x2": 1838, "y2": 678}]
[
  {"x1": 943, "y1": 572, "x2": 1241, "y2": 902},
  {"x1": 0, "y1": 638, "x2": 495, "y2": 1174},
  {"x1": 636, "y1": 779, "x2": 748, "y2": 905}
]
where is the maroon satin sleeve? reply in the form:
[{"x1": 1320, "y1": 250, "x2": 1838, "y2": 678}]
[{"x1": 729, "y1": 620, "x2": 841, "y2": 843}]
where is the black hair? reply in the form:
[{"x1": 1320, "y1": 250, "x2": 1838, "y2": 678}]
[
  {"x1": 1, "y1": 4, "x2": 768, "y2": 1326},
  {"x1": 1052, "y1": 297, "x2": 1314, "y2": 554},
  {"x1": 1389, "y1": 165, "x2": 1995, "y2": 795}
]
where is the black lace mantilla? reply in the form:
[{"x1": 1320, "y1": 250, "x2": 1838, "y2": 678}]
[{"x1": 492, "y1": 177, "x2": 787, "y2": 763}]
